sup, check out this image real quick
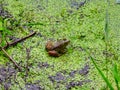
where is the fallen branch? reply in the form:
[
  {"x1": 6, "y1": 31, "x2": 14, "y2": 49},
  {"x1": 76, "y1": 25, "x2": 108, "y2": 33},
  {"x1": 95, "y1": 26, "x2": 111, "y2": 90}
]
[
  {"x1": 3, "y1": 31, "x2": 36, "y2": 49},
  {"x1": 1, "y1": 31, "x2": 36, "y2": 71},
  {"x1": 1, "y1": 47, "x2": 22, "y2": 71}
]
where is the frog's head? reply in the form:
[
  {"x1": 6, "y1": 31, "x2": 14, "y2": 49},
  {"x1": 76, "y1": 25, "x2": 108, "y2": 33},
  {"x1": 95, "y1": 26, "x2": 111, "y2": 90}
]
[
  {"x1": 53, "y1": 39, "x2": 70, "y2": 50},
  {"x1": 62, "y1": 39, "x2": 70, "y2": 46}
]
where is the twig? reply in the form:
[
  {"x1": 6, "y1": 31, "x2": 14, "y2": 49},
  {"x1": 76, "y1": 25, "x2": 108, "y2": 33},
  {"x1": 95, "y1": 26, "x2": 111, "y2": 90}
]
[
  {"x1": 3, "y1": 31, "x2": 36, "y2": 49},
  {"x1": 1, "y1": 47, "x2": 22, "y2": 71},
  {"x1": 26, "y1": 47, "x2": 31, "y2": 60},
  {"x1": 1, "y1": 31, "x2": 36, "y2": 71},
  {"x1": 25, "y1": 47, "x2": 31, "y2": 81}
]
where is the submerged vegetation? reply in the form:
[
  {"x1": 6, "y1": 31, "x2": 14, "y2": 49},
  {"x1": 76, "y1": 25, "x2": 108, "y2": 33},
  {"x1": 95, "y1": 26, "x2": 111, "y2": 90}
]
[{"x1": 0, "y1": 0, "x2": 120, "y2": 90}]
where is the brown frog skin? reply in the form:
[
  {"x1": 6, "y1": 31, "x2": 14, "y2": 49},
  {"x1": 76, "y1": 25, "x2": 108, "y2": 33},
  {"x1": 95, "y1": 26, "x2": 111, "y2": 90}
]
[{"x1": 45, "y1": 39, "x2": 70, "y2": 57}]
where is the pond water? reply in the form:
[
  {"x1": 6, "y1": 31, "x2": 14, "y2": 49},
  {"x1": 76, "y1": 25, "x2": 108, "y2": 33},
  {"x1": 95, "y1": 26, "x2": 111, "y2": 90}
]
[{"x1": 0, "y1": 0, "x2": 120, "y2": 90}]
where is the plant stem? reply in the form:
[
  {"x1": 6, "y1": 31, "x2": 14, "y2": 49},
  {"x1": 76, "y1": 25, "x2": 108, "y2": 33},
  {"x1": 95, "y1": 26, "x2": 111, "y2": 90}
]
[{"x1": 1, "y1": 47, "x2": 22, "y2": 71}]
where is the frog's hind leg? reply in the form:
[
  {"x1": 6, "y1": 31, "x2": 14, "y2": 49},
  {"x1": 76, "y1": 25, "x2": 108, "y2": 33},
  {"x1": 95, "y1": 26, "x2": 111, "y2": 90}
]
[{"x1": 48, "y1": 50, "x2": 60, "y2": 57}]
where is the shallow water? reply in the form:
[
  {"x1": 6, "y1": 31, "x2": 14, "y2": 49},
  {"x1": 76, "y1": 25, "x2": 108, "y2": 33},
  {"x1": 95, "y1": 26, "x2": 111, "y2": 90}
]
[{"x1": 0, "y1": 0, "x2": 120, "y2": 90}]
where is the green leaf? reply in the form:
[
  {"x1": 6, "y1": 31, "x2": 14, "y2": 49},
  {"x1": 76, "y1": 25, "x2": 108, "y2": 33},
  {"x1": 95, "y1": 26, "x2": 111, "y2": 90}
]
[
  {"x1": 113, "y1": 64, "x2": 120, "y2": 81},
  {"x1": 0, "y1": 21, "x2": 4, "y2": 31},
  {"x1": 104, "y1": 9, "x2": 109, "y2": 42},
  {"x1": 90, "y1": 56, "x2": 114, "y2": 90},
  {"x1": 112, "y1": 64, "x2": 120, "y2": 90}
]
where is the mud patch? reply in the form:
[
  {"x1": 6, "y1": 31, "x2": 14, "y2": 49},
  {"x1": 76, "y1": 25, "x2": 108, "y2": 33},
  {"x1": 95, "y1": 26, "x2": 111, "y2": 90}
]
[
  {"x1": 48, "y1": 64, "x2": 91, "y2": 89},
  {"x1": 0, "y1": 64, "x2": 17, "y2": 89},
  {"x1": 66, "y1": 79, "x2": 92, "y2": 90},
  {"x1": 69, "y1": 64, "x2": 90, "y2": 77},
  {"x1": 79, "y1": 64, "x2": 90, "y2": 76},
  {"x1": 25, "y1": 83, "x2": 44, "y2": 90},
  {"x1": 38, "y1": 62, "x2": 52, "y2": 68},
  {"x1": 48, "y1": 72, "x2": 65, "y2": 83},
  {"x1": 0, "y1": 4, "x2": 13, "y2": 19},
  {"x1": 69, "y1": 70, "x2": 77, "y2": 77},
  {"x1": 70, "y1": 1, "x2": 86, "y2": 9}
]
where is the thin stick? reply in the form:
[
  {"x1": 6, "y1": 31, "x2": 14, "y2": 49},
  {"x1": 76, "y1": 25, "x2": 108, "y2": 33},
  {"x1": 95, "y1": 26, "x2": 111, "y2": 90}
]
[
  {"x1": 25, "y1": 47, "x2": 31, "y2": 81},
  {"x1": 1, "y1": 47, "x2": 22, "y2": 71},
  {"x1": 3, "y1": 31, "x2": 36, "y2": 49},
  {"x1": 1, "y1": 31, "x2": 36, "y2": 71}
]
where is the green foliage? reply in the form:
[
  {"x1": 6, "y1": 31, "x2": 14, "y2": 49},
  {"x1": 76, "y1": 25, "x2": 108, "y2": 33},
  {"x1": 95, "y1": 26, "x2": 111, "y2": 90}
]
[
  {"x1": 0, "y1": 0, "x2": 120, "y2": 90},
  {"x1": 0, "y1": 17, "x2": 11, "y2": 47},
  {"x1": 104, "y1": 9, "x2": 109, "y2": 42},
  {"x1": 89, "y1": 1, "x2": 120, "y2": 89},
  {"x1": 0, "y1": 17, "x2": 4, "y2": 31},
  {"x1": 90, "y1": 55, "x2": 120, "y2": 90},
  {"x1": 89, "y1": 55, "x2": 114, "y2": 90},
  {"x1": 112, "y1": 64, "x2": 120, "y2": 90}
]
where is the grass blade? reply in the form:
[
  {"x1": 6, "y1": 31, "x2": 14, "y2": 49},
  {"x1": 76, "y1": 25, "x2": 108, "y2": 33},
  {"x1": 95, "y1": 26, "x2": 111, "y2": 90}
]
[
  {"x1": 90, "y1": 56, "x2": 114, "y2": 90},
  {"x1": 113, "y1": 64, "x2": 120, "y2": 90},
  {"x1": 104, "y1": 9, "x2": 109, "y2": 42}
]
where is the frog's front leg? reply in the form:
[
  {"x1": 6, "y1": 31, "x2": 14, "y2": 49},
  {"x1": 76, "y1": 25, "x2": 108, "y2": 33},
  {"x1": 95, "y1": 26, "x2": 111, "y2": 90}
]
[
  {"x1": 48, "y1": 50, "x2": 60, "y2": 57},
  {"x1": 59, "y1": 48, "x2": 67, "y2": 54}
]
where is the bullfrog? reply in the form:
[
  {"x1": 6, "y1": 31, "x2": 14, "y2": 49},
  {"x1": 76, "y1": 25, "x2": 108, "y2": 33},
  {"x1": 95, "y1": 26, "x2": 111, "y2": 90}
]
[{"x1": 45, "y1": 39, "x2": 70, "y2": 57}]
